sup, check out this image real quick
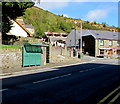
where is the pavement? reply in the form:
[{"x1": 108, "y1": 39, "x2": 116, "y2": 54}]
[
  {"x1": 0, "y1": 56, "x2": 116, "y2": 77},
  {"x1": 0, "y1": 56, "x2": 92, "y2": 77}
]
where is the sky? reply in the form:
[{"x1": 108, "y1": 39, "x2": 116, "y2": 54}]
[{"x1": 34, "y1": 0, "x2": 119, "y2": 27}]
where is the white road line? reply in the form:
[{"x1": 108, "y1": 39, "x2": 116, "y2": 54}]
[
  {"x1": 79, "y1": 65, "x2": 109, "y2": 73},
  {"x1": 33, "y1": 65, "x2": 109, "y2": 84},
  {"x1": 33, "y1": 64, "x2": 108, "y2": 84},
  {"x1": 60, "y1": 74, "x2": 71, "y2": 78},
  {"x1": 33, "y1": 74, "x2": 71, "y2": 84},
  {"x1": 83, "y1": 70, "x2": 87, "y2": 72},
  {"x1": 33, "y1": 78, "x2": 54, "y2": 84},
  {"x1": 79, "y1": 70, "x2": 84, "y2": 72},
  {"x1": 79, "y1": 67, "x2": 96, "y2": 73},
  {"x1": 0, "y1": 88, "x2": 8, "y2": 92}
]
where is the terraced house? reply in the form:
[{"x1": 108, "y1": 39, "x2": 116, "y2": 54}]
[
  {"x1": 82, "y1": 30, "x2": 120, "y2": 58},
  {"x1": 66, "y1": 30, "x2": 120, "y2": 58}
]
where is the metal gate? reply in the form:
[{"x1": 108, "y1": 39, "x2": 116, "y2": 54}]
[{"x1": 22, "y1": 43, "x2": 42, "y2": 67}]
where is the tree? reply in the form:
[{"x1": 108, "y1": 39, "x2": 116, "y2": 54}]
[
  {"x1": 103, "y1": 23, "x2": 106, "y2": 27},
  {"x1": 2, "y1": 1, "x2": 34, "y2": 37},
  {"x1": 86, "y1": 21, "x2": 90, "y2": 24},
  {"x1": 93, "y1": 21, "x2": 97, "y2": 24},
  {"x1": 102, "y1": 22, "x2": 108, "y2": 27}
]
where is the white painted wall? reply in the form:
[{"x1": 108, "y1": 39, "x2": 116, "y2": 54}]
[{"x1": 7, "y1": 20, "x2": 28, "y2": 37}]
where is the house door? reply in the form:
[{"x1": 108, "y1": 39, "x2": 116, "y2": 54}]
[{"x1": 109, "y1": 50, "x2": 113, "y2": 56}]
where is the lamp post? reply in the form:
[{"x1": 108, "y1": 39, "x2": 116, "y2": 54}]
[
  {"x1": 80, "y1": 22, "x2": 82, "y2": 54},
  {"x1": 74, "y1": 21, "x2": 83, "y2": 57},
  {"x1": 74, "y1": 21, "x2": 77, "y2": 56}
]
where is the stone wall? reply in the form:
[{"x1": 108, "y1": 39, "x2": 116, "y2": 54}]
[
  {"x1": 41, "y1": 47, "x2": 48, "y2": 65},
  {"x1": 0, "y1": 47, "x2": 49, "y2": 70},
  {"x1": 14, "y1": 37, "x2": 44, "y2": 45},
  {"x1": 50, "y1": 46, "x2": 78, "y2": 64},
  {"x1": 0, "y1": 37, "x2": 50, "y2": 70},
  {"x1": 0, "y1": 49, "x2": 22, "y2": 70},
  {"x1": 0, "y1": 37, "x2": 79, "y2": 70}
]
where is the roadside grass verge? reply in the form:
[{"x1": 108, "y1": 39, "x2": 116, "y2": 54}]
[{"x1": 0, "y1": 45, "x2": 22, "y2": 49}]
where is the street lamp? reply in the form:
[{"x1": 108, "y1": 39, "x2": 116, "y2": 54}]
[
  {"x1": 74, "y1": 21, "x2": 83, "y2": 58},
  {"x1": 80, "y1": 22, "x2": 82, "y2": 54},
  {"x1": 74, "y1": 21, "x2": 77, "y2": 56}
]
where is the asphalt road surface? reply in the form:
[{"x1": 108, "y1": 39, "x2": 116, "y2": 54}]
[{"x1": 1, "y1": 59, "x2": 120, "y2": 104}]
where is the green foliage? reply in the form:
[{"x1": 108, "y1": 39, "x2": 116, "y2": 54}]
[
  {"x1": 23, "y1": 7, "x2": 73, "y2": 36},
  {"x1": 22, "y1": 7, "x2": 119, "y2": 37},
  {"x1": 2, "y1": 16, "x2": 13, "y2": 34},
  {"x1": 86, "y1": 21, "x2": 89, "y2": 24},
  {"x1": 103, "y1": 24, "x2": 106, "y2": 27},
  {"x1": 93, "y1": 21, "x2": 97, "y2": 24},
  {"x1": 102, "y1": 22, "x2": 107, "y2": 27},
  {"x1": 117, "y1": 27, "x2": 120, "y2": 32},
  {"x1": 82, "y1": 23, "x2": 100, "y2": 30},
  {"x1": 2, "y1": 2, "x2": 34, "y2": 35},
  {"x1": 0, "y1": 45, "x2": 21, "y2": 49}
]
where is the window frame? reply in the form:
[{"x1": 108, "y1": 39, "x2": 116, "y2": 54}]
[
  {"x1": 100, "y1": 40, "x2": 104, "y2": 46},
  {"x1": 117, "y1": 41, "x2": 120, "y2": 46},
  {"x1": 109, "y1": 40, "x2": 113, "y2": 46}
]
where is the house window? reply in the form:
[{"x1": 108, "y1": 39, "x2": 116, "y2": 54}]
[
  {"x1": 117, "y1": 50, "x2": 120, "y2": 55},
  {"x1": 100, "y1": 40, "x2": 104, "y2": 46},
  {"x1": 100, "y1": 49, "x2": 104, "y2": 54},
  {"x1": 117, "y1": 41, "x2": 120, "y2": 46},
  {"x1": 109, "y1": 40, "x2": 112, "y2": 46}
]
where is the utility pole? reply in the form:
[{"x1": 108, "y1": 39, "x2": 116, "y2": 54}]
[
  {"x1": 74, "y1": 21, "x2": 77, "y2": 56},
  {"x1": 80, "y1": 22, "x2": 82, "y2": 54}
]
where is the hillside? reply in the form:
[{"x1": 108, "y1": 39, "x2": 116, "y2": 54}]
[{"x1": 22, "y1": 6, "x2": 119, "y2": 37}]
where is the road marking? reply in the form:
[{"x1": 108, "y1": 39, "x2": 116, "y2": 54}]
[
  {"x1": 108, "y1": 92, "x2": 120, "y2": 103},
  {"x1": 60, "y1": 74, "x2": 71, "y2": 78},
  {"x1": 79, "y1": 65, "x2": 109, "y2": 73},
  {"x1": 33, "y1": 74, "x2": 71, "y2": 84},
  {"x1": 97, "y1": 86, "x2": 120, "y2": 104},
  {"x1": 33, "y1": 64, "x2": 109, "y2": 84},
  {"x1": 79, "y1": 70, "x2": 84, "y2": 72},
  {"x1": 79, "y1": 67, "x2": 95, "y2": 72},
  {"x1": 0, "y1": 88, "x2": 8, "y2": 92}
]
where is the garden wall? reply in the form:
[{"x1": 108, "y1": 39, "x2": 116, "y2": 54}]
[
  {"x1": 0, "y1": 49, "x2": 22, "y2": 70},
  {"x1": 0, "y1": 37, "x2": 80, "y2": 71}
]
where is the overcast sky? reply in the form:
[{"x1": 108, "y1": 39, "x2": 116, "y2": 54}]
[{"x1": 34, "y1": 0, "x2": 119, "y2": 27}]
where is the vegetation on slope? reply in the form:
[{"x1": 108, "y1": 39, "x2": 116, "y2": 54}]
[
  {"x1": 22, "y1": 6, "x2": 119, "y2": 37},
  {"x1": 22, "y1": 7, "x2": 73, "y2": 36}
]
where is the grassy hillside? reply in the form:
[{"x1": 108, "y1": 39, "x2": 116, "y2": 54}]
[
  {"x1": 22, "y1": 6, "x2": 119, "y2": 37},
  {"x1": 22, "y1": 6, "x2": 73, "y2": 36}
]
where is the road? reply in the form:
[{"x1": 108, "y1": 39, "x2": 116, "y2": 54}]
[{"x1": 1, "y1": 59, "x2": 120, "y2": 104}]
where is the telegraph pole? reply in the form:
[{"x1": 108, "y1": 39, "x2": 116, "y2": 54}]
[
  {"x1": 74, "y1": 21, "x2": 77, "y2": 56},
  {"x1": 80, "y1": 22, "x2": 82, "y2": 54}
]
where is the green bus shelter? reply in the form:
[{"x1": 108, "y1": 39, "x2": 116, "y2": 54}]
[{"x1": 22, "y1": 43, "x2": 49, "y2": 67}]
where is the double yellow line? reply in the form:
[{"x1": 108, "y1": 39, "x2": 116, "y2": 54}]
[{"x1": 97, "y1": 86, "x2": 120, "y2": 104}]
